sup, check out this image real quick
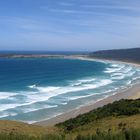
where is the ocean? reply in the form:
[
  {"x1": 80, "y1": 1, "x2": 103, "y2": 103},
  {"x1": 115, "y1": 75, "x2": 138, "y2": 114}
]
[{"x1": 0, "y1": 57, "x2": 140, "y2": 123}]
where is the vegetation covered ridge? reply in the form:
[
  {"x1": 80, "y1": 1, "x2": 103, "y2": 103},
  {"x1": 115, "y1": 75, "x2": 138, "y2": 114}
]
[
  {"x1": 90, "y1": 48, "x2": 140, "y2": 63},
  {"x1": 56, "y1": 99, "x2": 140, "y2": 130},
  {"x1": 0, "y1": 99, "x2": 139, "y2": 140}
]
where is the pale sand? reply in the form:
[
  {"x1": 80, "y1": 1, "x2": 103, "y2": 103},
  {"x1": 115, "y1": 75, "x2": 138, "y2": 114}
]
[
  {"x1": 129, "y1": 92, "x2": 140, "y2": 100},
  {"x1": 34, "y1": 58, "x2": 140, "y2": 127}
]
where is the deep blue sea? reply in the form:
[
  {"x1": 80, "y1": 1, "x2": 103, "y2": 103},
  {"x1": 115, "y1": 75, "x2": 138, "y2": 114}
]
[{"x1": 0, "y1": 56, "x2": 140, "y2": 123}]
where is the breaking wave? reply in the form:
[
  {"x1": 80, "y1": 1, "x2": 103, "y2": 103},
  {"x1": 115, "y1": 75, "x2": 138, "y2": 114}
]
[{"x1": 0, "y1": 59, "x2": 140, "y2": 123}]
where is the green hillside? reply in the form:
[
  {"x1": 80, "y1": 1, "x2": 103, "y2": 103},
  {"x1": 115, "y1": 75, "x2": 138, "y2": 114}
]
[
  {"x1": 57, "y1": 99, "x2": 140, "y2": 130},
  {"x1": 0, "y1": 99, "x2": 139, "y2": 140},
  {"x1": 90, "y1": 48, "x2": 140, "y2": 64}
]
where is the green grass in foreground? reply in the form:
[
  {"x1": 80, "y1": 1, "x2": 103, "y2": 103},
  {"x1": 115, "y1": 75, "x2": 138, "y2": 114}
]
[
  {"x1": 0, "y1": 127, "x2": 139, "y2": 140},
  {"x1": 0, "y1": 99, "x2": 139, "y2": 140}
]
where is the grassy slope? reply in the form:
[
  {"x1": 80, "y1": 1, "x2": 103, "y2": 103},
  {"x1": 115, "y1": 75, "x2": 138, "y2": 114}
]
[
  {"x1": 0, "y1": 120, "x2": 59, "y2": 137},
  {"x1": 65, "y1": 115, "x2": 140, "y2": 138},
  {"x1": 57, "y1": 99, "x2": 140, "y2": 130},
  {"x1": 57, "y1": 99, "x2": 140, "y2": 139},
  {"x1": 0, "y1": 115, "x2": 139, "y2": 139},
  {"x1": 0, "y1": 99, "x2": 139, "y2": 139}
]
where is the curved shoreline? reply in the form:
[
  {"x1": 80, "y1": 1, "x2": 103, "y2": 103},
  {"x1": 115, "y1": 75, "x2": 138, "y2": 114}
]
[{"x1": 34, "y1": 57, "x2": 140, "y2": 126}]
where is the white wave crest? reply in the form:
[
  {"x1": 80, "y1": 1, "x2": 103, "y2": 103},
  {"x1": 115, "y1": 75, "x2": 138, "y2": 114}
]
[
  {"x1": 104, "y1": 65, "x2": 125, "y2": 73},
  {"x1": 0, "y1": 92, "x2": 17, "y2": 100},
  {"x1": 28, "y1": 84, "x2": 36, "y2": 88},
  {"x1": 0, "y1": 78, "x2": 113, "y2": 114},
  {"x1": 111, "y1": 73, "x2": 125, "y2": 80},
  {"x1": 70, "y1": 78, "x2": 96, "y2": 86}
]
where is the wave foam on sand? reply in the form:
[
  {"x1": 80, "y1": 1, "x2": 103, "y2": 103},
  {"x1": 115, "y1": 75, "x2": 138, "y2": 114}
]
[{"x1": 0, "y1": 59, "x2": 140, "y2": 123}]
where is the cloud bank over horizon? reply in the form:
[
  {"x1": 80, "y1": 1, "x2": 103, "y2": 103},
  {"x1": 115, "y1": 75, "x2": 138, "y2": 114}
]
[{"x1": 0, "y1": 0, "x2": 140, "y2": 51}]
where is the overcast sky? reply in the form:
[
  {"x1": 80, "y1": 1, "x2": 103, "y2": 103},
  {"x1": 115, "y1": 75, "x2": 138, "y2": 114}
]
[{"x1": 0, "y1": 0, "x2": 140, "y2": 51}]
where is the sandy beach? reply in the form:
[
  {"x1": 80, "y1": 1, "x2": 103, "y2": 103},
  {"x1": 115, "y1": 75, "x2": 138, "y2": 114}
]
[
  {"x1": 65, "y1": 55, "x2": 140, "y2": 68},
  {"x1": 34, "y1": 58, "x2": 140, "y2": 127}
]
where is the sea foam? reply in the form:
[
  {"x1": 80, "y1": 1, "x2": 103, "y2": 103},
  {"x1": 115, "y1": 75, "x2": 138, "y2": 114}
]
[{"x1": 0, "y1": 58, "x2": 140, "y2": 123}]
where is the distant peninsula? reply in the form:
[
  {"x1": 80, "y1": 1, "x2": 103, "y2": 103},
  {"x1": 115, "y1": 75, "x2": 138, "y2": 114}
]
[
  {"x1": 0, "y1": 48, "x2": 140, "y2": 65},
  {"x1": 89, "y1": 48, "x2": 140, "y2": 64}
]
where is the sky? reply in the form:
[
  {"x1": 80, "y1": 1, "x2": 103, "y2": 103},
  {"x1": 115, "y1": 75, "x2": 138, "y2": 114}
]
[{"x1": 0, "y1": 0, "x2": 140, "y2": 51}]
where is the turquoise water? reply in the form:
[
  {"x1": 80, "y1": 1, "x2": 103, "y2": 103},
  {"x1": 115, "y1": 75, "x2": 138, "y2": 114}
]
[{"x1": 0, "y1": 58, "x2": 140, "y2": 123}]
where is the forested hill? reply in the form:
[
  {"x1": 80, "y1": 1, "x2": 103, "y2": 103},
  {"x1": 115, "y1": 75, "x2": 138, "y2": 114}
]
[{"x1": 90, "y1": 48, "x2": 140, "y2": 63}]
